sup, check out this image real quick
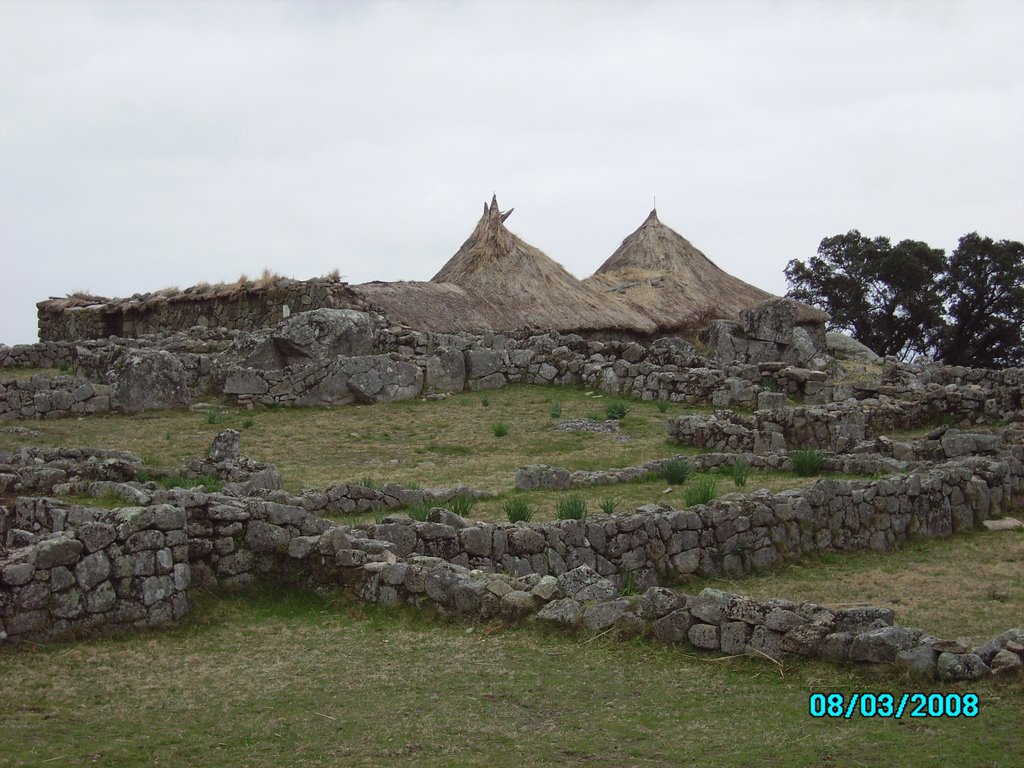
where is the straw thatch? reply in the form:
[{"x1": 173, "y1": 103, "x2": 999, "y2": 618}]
[
  {"x1": 585, "y1": 209, "x2": 809, "y2": 331},
  {"x1": 412, "y1": 195, "x2": 656, "y2": 334},
  {"x1": 351, "y1": 280, "x2": 496, "y2": 334}
]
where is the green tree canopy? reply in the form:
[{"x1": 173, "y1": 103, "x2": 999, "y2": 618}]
[
  {"x1": 936, "y1": 233, "x2": 1024, "y2": 369},
  {"x1": 784, "y1": 230, "x2": 946, "y2": 361}
]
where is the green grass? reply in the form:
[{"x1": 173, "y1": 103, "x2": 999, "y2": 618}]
[
  {"x1": 555, "y1": 494, "x2": 587, "y2": 520},
  {"x1": 790, "y1": 448, "x2": 826, "y2": 477},
  {"x1": 0, "y1": 586, "x2": 1019, "y2": 768},
  {"x1": 683, "y1": 475, "x2": 718, "y2": 506},
  {"x1": 605, "y1": 401, "x2": 630, "y2": 420},
  {"x1": 447, "y1": 493, "x2": 478, "y2": 518},
  {"x1": 732, "y1": 458, "x2": 751, "y2": 487},
  {"x1": 599, "y1": 497, "x2": 618, "y2": 515},
  {"x1": 492, "y1": 422, "x2": 510, "y2": 438},
  {"x1": 0, "y1": 386, "x2": 691, "y2": 495},
  {"x1": 406, "y1": 501, "x2": 431, "y2": 522},
  {"x1": 503, "y1": 496, "x2": 533, "y2": 523},
  {"x1": 660, "y1": 458, "x2": 691, "y2": 485}
]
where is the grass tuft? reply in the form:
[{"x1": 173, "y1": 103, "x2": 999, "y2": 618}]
[
  {"x1": 503, "y1": 496, "x2": 533, "y2": 523},
  {"x1": 790, "y1": 448, "x2": 825, "y2": 477},
  {"x1": 656, "y1": 401, "x2": 670, "y2": 413},
  {"x1": 406, "y1": 502, "x2": 431, "y2": 522},
  {"x1": 731, "y1": 458, "x2": 750, "y2": 487},
  {"x1": 550, "y1": 402, "x2": 562, "y2": 419},
  {"x1": 448, "y1": 493, "x2": 478, "y2": 517},
  {"x1": 492, "y1": 422, "x2": 510, "y2": 438},
  {"x1": 660, "y1": 458, "x2": 691, "y2": 485},
  {"x1": 605, "y1": 401, "x2": 630, "y2": 420},
  {"x1": 683, "y1": 476, "x2": 717, "y2": 506},
  {"x1": 556, "y1": 494, "x2": 587, "y2": 520},
  {"x1": 599, "y1": 497, "x2": 618, "y2": 515}
]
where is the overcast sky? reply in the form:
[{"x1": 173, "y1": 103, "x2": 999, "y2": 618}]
[{"x1": 2, "y1": 0, "x2": 1022, "y2": 344}]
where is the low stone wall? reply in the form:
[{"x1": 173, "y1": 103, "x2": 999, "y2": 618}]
[
  {"x1": 0, "y1": 375, "x2": 111, "y2": 421},
  {"x1": 36, "y1": 280, "x2": 366, "y2": 342},
  {"x1": 0, "y1": 504, "x2": 190, "y2": 645},
  {"x1": 667, "y1": 403, "x2": 1011, "y2": 455},
  {"x1": 347, "y1": 562, "x2": 1024, "y2": 681}
]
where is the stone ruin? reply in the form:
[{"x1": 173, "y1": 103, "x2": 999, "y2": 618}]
[{"x1": 2, "y1": 297, "x2": 1023, "y2": 683}]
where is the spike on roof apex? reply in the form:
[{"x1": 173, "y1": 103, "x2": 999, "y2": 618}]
[{"x1": 644, "y1": 208, "x2": 659, "y2": 224}]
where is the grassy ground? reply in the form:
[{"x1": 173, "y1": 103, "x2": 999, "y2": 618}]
[
  {"x1": 696, "y1": 528, "x2": 1024, "y2": 643},
  {"x1": 2, "y1": 586, "x2": 1020, "y2": 768},
  {"x1": 0, "y1": 385, "x2": 716, "y2": 495}
]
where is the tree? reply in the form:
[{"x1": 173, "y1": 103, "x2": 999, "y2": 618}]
[
  {"x1": 784, "y1": 230, "x2": 946, "y2": 361},
  {"x1": 935, "y1": 233, "x2": 1024, "y2": 369}
]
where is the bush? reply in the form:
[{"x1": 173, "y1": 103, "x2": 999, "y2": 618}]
[
  {"x1": 205, "y1": 409, "x2": 224, "y2": 425},
  {"x1": 605, "y1": 401, "x2": 630, "y2": 420},
  {"x1": 660, "y1": 458, "x2": 691, "y2": 485},
  {"x1": 492, "y1": 422, "x2": 510, "y2": 437},
  {"x1": 242, "y1": 418, "x2": 255, "y2": 429},
  {"x1": 481, "y1": 395, "x2": 491, "y2": 408},
  {"x1": 656, "y1": 401, "x2": 670, "y2": 413},
  {"x1": 683, "y1": 476, "x2": 717, "y2": 506},
  {"x1": 599, "y1": 497, "x2": 618, "y2": 515},
  {"x1": 731, "y1": 458, "x2": 750, "y2": 487},
  {"x1": 790, "y1": 448, "x2": 825, "y2": 477},
  {"x1": 448, "y1": 493, "x2": 477, "y2": 517},
  {"x1": 556, "y1": 495, "x2": 587, "y2": 520},
  {"x1": 406, "y1": 502, "x2": 431, "y2": 522},
  {"x1": 550, "y1": 402, "x2": 562, "y2": 419},
  {"x1": 503, "y1": 496, "x2": 533, "y2": 523}
]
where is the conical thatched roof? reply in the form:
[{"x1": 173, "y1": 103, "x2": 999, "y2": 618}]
[
  {"x1": 415, "y1": 195, "x2": 655, "y2": 334},
  {"x1": 584, "y1": 208, "x2": 818, "y2": 330}
]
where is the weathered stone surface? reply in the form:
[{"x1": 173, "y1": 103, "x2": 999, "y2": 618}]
[
  {"x1": 639, "y1": 586, "x2": 686, "y2": 620},
  {"x1": 109, "y1": 350, "x2": 190, "y2": 414},
  {"x1": 207, "y1": 429, "x2": 241, "y2": 462},
  {"x1": 244, "y1": 520, "x2": 290, "y2": 553},
  {"x1": 688, "y1": 623, "x2": 721, "y2": 650},
  {"x1": 424, "y1": 348, "x2": 466, "y2": 393},
  {"x1": 690, "y1": 588, "x2": 735, "y2": 625},
  {"x1": 649, "y1": 608, "x2": 693, "y2": 643},
  {"x1": 990, "y1": 649, "x2": 1023, "y2": 676},
  {"x1": 582, "y1": 599, "x2": 629, "y2": 631},
  {"x1": 826, "y1": 332, "x2": 880, "y2": 363},
  {"x1": 556, "y1": 566, "x2": 616, "y2": 602},
  {"x1": 536, "y1": 597, "x2": 583, "y2": 627},
  {"x1": 77, "y1": 522, "x2": 117, "y2": 553},
  {"x1": 74, "y1": 551, "x2": 111, "y2": 590},
  {"x1": 897, "y1": 645, "x2": 938, "y2": 679},
  {"x1": 937, "y1": 652, "x2": 990, "y2": 682},
  {"x1": 35, "y1": 537, "x2": 84, "y2": 569},
  {"x1": 973, "y1": 628, "x2": 1024, "y2": 664},
  {"x1": 249, "y1": 308, "x2": 374, "y2": 368},
  {"x1": 1, "y1": 562, "x2": 35, "y2": 587},
  {"x1": 849, "y1": 627, "x2": 918, "y2": 663}
]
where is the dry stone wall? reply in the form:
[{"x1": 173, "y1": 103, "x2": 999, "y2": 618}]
[
  {"x1": 0, "y1": 374, "x2": 111, "y2": 421},
  {"x1": 36, "y1": 279, "x2": 365, "y2": 342},
  {"x1": 0, "y1": 503, "x2": 190, "y2": 645}
]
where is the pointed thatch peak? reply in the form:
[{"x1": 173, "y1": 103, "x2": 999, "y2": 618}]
[
  {"x1": 595, "y1": 207, "x2": 711, "y2": 275},
  {"x1": 423, "y1": 196, "x2": 656, "y2": 333},
  {"x1": 584, "y1": 207, "x2": 774, "y2": 328}
]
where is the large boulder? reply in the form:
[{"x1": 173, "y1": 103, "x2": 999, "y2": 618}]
[
  {"x1": 109, "y1": 350, "x2": 190, "y2": 414},
  {"x1": 245, "y1": 309, "x2": 374, "y2": 369},
  {"x1": 826, "y1": 332, "x2": 881, "y2": 363},
  {"x1": 424, "y1": 348, "x2": 466, "y2": 393}
]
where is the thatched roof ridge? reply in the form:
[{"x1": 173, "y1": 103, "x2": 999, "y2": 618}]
[
  {"x1": 585, "y1": 208, "x2": 778, "y2": 329},
  {"x1": 426, "y1": 195, "x2": 656, "y2": 334}
]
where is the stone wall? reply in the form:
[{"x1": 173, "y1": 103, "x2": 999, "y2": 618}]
[
  {"x1": 0, "y1": 374, "x2": 112, "y2": 421},
  {"x1": 354, "y1": 453, "x2": 1022, "y2": 582},
  {"x1": 667, "y1": 402, "x2": 1013, "y2": 455},
  {"x1": 36, "y1": 280, "x2": 366, "y2": 342},
  {"x1": 0, "y1": 504, "x2": 190, "y2": 645}
]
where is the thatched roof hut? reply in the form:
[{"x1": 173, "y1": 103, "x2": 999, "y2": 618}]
[
  {"x1": 361, "y1": 195, "x2": 655, "y2": 334},
  {"x1": 584, "y1": 209, "x2": 823, "y2": 331}
]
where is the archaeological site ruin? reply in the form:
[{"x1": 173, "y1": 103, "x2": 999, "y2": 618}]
[{"x1": 3, "y1": 197, "x2": 1022, "y2": 685}]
